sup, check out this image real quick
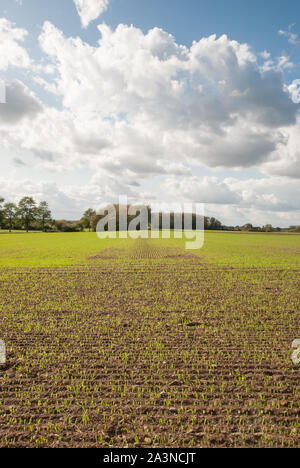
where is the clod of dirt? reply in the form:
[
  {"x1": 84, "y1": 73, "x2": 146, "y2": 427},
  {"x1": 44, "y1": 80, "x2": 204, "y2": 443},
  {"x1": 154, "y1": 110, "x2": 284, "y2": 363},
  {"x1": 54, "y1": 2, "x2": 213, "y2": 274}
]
[{"x1": 0, "y1": 363, "x2": 11, "y2": 372}]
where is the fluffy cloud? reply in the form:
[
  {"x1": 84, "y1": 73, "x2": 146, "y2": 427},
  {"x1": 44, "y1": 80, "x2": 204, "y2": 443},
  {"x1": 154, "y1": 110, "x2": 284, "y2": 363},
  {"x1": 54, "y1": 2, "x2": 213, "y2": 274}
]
[
  {"x1": 1, "y1": 19, "x2": 300, "y2": 225},
  {"x1": 0, "y1": 18, "x2": 31, "y2": 71},
  {"x1": 224, "y1": 176, "x2": 300, "y2": 212},
  {"x1": 0, "y1": 178, "x2": 86, "y2": 218},
  {"x1": 163, "y1": 176, "x2": 241, "y2": 205},
  {"x1": 34, "y1": 22, "x2": 300, "y2": 178},
  {"x1": 260, "y1": 118, "x2": 300, "y2": 178},
  {"x1": 162, "y1": 174, "x2": 300, "y2": 226},
  {"x1": 1, "y1": 173, "x2": 299, "y2": 227},
  {"x1": 74, "y1": 0, "x2": 109, "y2": 28},
  {"x1": 0, "y1": 81, "x2": 42, "y2": 124}
]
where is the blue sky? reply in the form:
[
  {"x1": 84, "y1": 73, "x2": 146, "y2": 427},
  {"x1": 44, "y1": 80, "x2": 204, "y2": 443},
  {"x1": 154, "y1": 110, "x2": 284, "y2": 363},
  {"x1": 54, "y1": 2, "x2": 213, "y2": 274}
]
[
  {"x1": 0, "y1": 0, "x2": 300, "y2": 225},
  {"x1": 1, "y1": 0, "x2": 300, "y2": 61},
  {"x1": 2, "y1": 0, "x2": 300, "y2": 71}
]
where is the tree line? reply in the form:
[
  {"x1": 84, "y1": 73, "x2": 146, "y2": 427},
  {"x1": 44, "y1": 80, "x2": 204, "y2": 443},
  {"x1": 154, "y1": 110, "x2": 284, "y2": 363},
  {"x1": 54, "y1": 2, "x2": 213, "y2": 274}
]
[
  {"x1": 0, "y1": 197, "x2": 97, "y2": 232},
  {"x1": 0, "y1": 197, "x2": 52, "y2": 232},
  {"x1": 1, "y1": 198, "x2": 298, "y2": 233},
  {"x1": 88, "y1": 206, "x2": 299, "y2": 233},
  {"x1": 0, "y1": 201, "x2": 224, "y2": 233},
  {"x1": 88, "y1": 205, "x2": 223, "y2": 232},
  {"x1": 229, "y1": 223, "x2": 300, "y2": 233}
]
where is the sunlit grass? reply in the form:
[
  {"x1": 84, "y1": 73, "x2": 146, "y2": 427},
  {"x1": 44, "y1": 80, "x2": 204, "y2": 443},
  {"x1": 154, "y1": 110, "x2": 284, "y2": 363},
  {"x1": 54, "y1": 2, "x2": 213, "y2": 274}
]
[{"x1": 0, "y1": 230, "x2": 299, "y2": 268}]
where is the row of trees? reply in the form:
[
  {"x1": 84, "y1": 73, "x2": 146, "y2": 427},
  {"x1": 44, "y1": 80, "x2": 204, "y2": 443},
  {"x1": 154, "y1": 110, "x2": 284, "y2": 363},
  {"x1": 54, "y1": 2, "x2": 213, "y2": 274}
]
[
  {"x1": 0, "y1": 197, "x2": 96, "y2": 233},
  {"x1": 0, "y1": 197, "x2": 52, "y2": 232},
  {"x1": 54, "y1": 209, "x2": 96, "y2": 232},
  {"x1": 88, "y1": 205, "x2": 223, "y2": 232},
  {"x1": 232, "y1": 223, "x2": 300, "y2": 232},
  {"x1": 89, "y1": 206, "x2": 299, "y2": 233},
  {"x1": 1, "y1": 199, "x2": 299, "y2": 233}
]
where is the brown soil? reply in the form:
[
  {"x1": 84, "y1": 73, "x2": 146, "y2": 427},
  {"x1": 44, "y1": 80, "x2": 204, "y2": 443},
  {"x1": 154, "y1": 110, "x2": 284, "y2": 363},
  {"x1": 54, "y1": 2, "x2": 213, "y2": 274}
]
[{"x1": 0, "y1": 240, "x2": 299, "y2": 448}]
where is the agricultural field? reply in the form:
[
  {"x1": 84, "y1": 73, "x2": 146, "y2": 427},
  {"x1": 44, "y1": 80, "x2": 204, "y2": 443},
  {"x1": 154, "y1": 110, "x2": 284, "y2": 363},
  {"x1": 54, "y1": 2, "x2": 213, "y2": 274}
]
[{"x1": 0, "y1": 231, "x2": 299, "y2": 448}]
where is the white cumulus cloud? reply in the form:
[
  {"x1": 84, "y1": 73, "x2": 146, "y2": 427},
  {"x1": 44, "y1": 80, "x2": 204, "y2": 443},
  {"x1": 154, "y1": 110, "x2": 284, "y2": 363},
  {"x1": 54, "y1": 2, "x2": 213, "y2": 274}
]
[
  {"x1": 73, "y1": 0, "x2": 110, "y2": 28},
  {"x1": 34, "y1": 22, "x2": 300, "y2": 177},
  {"x1": 0, "y1": 18, "x2": 31, "y2": 71},
  {"x1": 1, "y1": 18, "x2": 300, "y2": 225}
]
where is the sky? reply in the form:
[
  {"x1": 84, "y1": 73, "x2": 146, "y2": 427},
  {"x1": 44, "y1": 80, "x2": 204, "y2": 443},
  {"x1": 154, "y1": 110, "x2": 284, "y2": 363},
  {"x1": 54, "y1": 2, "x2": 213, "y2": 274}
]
[{"x1": 0, "y1": 0, "x2": 300, "y2": 226}]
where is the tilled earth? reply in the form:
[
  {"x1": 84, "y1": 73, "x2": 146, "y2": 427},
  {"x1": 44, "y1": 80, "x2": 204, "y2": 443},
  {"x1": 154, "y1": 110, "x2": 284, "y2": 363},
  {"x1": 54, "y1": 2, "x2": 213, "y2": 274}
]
[{"x1": 0, "y1": 240, "x2": 299, "y2": 447}]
